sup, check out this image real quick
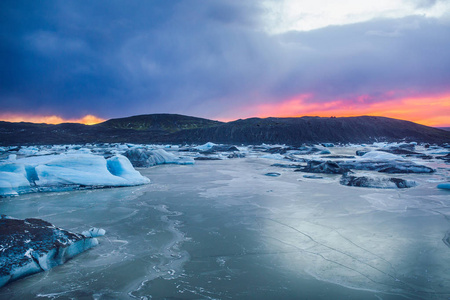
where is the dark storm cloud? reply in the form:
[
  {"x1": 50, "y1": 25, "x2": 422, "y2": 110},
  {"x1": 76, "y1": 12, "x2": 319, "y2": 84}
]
[
  {"x1": 1, "y1": 1, "x2": 449, "y2": 119},
  {"x1": 272, "y1": 16, "x2": 450, "y2": 104}
]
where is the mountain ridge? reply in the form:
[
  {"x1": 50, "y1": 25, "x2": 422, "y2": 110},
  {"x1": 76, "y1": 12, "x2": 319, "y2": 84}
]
[{"x1": 0, "y1": 114, "x2": 448, "y2": 146}]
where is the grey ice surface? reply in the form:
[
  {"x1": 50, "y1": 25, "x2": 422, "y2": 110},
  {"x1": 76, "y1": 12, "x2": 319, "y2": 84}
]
[{"x1": 0, "y1": 156, "x2": 449, "y2": 299}]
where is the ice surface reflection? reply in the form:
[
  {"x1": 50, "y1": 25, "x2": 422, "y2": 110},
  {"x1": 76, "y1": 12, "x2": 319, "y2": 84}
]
[{"x1": 0, "y1": 156, "x2": 449, "y2": 299}]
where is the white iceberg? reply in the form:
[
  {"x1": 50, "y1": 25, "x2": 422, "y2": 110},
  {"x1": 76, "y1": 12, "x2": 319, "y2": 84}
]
[
  {"x1": 194, "y1": 142, "x2": 217, "y2": 151},
  {"x1": 0, "y1": 171, "x2": 30, "y2": 196},
  {"x1": 82, "y1": 227, "x2": 106, "y2": 238},
  {"x1": 0, "y1": 154, "x2": 150, "y2": 197},
  {"x1": 360, "y1": 151, "x2": 402, "y2": 161}
]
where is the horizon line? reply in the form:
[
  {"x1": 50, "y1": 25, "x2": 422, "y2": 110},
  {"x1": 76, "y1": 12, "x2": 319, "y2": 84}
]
[{"x1": 1, "y1": 113, "x2": 449, "y2": 128}]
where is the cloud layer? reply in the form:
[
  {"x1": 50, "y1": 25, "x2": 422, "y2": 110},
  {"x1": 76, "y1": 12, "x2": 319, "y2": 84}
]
[{"x1": 1, "y1": 1, "x2": 449, "y2": 125}]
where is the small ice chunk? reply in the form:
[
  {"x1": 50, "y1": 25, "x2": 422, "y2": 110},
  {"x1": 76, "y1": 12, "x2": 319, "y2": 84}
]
[
  {"x1": 82, "y1": 228, "x2": 106, "y2": 238},
  {"x1": 194, "y1": 142, "x2": 217, "y2": 151},
  {"x1": 437, "y1": 183, "x2": 450, "y2": 190},
  {"x1": 264, "y1": 172, "x2": 281, "y2": 177}
]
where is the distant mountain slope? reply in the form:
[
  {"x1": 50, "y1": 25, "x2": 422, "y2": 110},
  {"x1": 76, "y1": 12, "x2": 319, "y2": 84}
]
[
  {"x1": 98, "y1": 114, "x2": 222, "y2": 132},
  {"x1": 0, "y1": 115, "x2": 449, "y2": 146},
  {"x1": 0, "y1": 114, "x2": 222, "y2": 145},
  {"x1": 167, "y1": 116, "x2": 450, "y2": 145}
]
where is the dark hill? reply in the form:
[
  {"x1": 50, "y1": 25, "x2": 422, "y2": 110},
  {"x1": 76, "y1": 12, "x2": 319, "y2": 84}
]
[
  {"x1": 168, "y1": 116, "x2": 450, "y2": 145},
  {"x1": 98, "y1": 114, "x2": 222, "y2": 132},
  {"x1": 0, "y1": 115, "x2": 448, "y2": 146}
]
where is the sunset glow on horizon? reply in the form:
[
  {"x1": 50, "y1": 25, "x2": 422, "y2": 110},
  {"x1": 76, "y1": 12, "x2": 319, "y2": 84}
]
[
  {"x1": 1, "y1": 92, "x2": 449, "y2": 127},
  {"x1": 242, "y1": 93, "x2": 450, "y2": 127},
  {"x1": 0, "y1": 114, "x2": 105, "y2": 125}
]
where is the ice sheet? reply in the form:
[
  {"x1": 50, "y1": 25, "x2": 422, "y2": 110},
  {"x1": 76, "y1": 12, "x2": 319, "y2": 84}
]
[{"x1": 0, "y1": 151, "x2": 449, "y2": 299}]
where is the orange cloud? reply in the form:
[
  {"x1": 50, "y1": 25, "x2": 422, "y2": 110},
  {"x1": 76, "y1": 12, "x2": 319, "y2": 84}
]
[
  {"x1": 0, "y1": 114, "x2": 105, "y2": 125},
  {"x1": 250, "y1": 93, "x2": 450, "y2": 127}
]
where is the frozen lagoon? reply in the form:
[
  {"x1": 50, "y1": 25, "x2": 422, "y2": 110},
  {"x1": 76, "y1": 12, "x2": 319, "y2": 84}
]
[{"x1": 0, "y1": 157, "x2": 449, "y2": 299}]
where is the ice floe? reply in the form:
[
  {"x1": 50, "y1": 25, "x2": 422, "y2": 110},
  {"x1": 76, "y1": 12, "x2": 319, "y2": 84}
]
[
  {"x1": 82, "y1": 227, "x2": 106, "y2": 238},
  {"x1": 340, "y1": 174, "x2": 417, "y2": 189},
  {"x1": 296, "y1": 160, "x2": 350, "y2": 174},
  {"x1": 0, "y1": 216, "x2": 101, "y2": 288},
  {"x1": 0, "y1": 154, "x2": 149, "y2": 197},
  {"x1": 124, "y1": 148, "x2": 194, "y2": 167}
]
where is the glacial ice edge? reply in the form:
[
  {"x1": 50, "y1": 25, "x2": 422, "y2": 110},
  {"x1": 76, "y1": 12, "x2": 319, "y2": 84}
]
[
  {"x1": 0, "y1": 154, "x2": 150, "y2": 197},
  {"x1": 0, "y1": 216, "x2": 104, "y2": 288}
]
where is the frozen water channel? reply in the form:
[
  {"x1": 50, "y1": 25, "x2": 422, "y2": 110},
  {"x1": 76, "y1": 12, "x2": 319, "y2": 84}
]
[{"x1": 0, "y1": 157, "x2": 449, "y2": 299}]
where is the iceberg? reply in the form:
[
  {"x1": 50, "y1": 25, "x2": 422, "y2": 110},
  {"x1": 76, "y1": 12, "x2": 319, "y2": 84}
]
[
  {"x1": 82, "y1": 227, "x2": 106, "y2": 238},
  {"x1": 0, "y1": 216, "x2": 100, "y2": 288},
  {"x1": 360, "y1": 151, "x2": 401, "y2": 160},
  {"x1": 124, "y1": 148, "x2": 194, "y2": 168},
  {"x1": 296, "y1": 160, "x2": 350, "y2": 174},
  {"x1": 321, "y1": 143, "x2": 334, "y2": 147},
  {"x1": 200, "y1": 144, "x2": 239, "y2": 153},
  {"x1": 0, "y1": 171, "x2": 30, "y2": 196},
  {"x1": 338, "y1": 152, "x2": 435, "y2": 174},
  {"x1": 194, "y1": 142, "x2": 217, "y2": 151},
  {"x1": 292, "y1": 146, "x2": 331, "y2": 155},
  {"x1": 0, "y1": 154, "x2": 149, "y2": 197},
  {"x1": 340, "y1": 174, "x2": 417, "y2": 189}
]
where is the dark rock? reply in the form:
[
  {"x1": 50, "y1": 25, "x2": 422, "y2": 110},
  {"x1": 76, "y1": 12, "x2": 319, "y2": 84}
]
[
  {"x1": 0, "y1": 216, "x2": 99, "y2": 288},
  {"x1": 321, "y1": 143, "x2": 334, "y2": 147},
  {"x1": 339, "y1": 174, "x2": 416, "y2": 189},
  {"x1": 296, "y1": 160, "x2": 350, "y2": 174}
]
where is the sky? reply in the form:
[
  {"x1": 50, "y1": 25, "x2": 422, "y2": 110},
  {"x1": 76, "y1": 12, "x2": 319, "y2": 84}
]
[{"x1": 1, "y1": 0, "x2": 449, "y2": 126}]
